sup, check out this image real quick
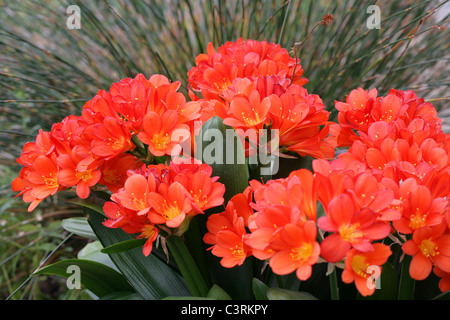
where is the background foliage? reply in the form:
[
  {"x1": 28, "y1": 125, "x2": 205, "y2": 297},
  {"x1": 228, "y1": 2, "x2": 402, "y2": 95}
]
[{"x1": 0, "y1": 0, "x2": 448, "y2": 299}]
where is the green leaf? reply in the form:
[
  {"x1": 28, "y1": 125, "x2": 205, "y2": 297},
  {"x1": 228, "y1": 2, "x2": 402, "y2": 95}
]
[
  {"x1": 433, "y1": 291, "x2": 450, "y2": 300},
  {"x1": 62, "y1": 217, "x2": 98, "y2": 240},
  {"x1": 194, "y1": 116, "x2": 254, "y2": 300},
  {"x1": 87, "y1": 208, "x2": 190, "y2": 299},
  {"x1": 100, "y1": 238, "x2": 147, "y2": 254},
  {"x1": 162, "y1": 296, "x2": 215, "y2": 300},
  {"x1": 206, "y1": 284, "x2": 232, "y2": 300},
  {"x1": 195, "y1": 116, "x2": 249, "y2": 202},
  {"x1": 166, "y1": 235, "x2": 210, "y2": 297},
  {"x1": 267, "y1": 288, "x2": 318, "y2": 300},
  {"x1": 77, "y1": 240, "x2": 118, "y2": 272},
  {"x1": 33, "y1": 259, "x2": 137, "y2": 299},
  {"x1": 100, "y1": 292, "x2": 144, "y2": 300},
  {"x1": 252, "y1": 278, "x2": 270, "y2": 300},
  {"x1": 66, "y1": 191, "x2": 111, "y2": 214},
  {"x1": 398, "y1": 255, "x2": 415, "y2": 300}
]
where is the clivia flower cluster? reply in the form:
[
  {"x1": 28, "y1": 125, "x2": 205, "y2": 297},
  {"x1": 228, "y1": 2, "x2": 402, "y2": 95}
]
[{"x1": 12, "y1": 38, "x2": 449, "y2": 298}]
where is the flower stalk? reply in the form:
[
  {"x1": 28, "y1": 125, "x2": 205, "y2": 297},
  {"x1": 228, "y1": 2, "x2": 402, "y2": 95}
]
[{"x1": 166, "y1": 235, "x2": 209, "y2": 297}]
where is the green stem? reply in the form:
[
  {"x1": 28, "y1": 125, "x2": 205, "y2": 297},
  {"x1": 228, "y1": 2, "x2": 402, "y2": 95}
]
[
  {"x1": 329, "y1": 267, "x2": 339, "y2": 300},
  {"x1": 398, "y1": 254, "x2": 415, "y2": 300},
  {"x1": 166, "y1": 236, "x2": 209, "y2": 297}
]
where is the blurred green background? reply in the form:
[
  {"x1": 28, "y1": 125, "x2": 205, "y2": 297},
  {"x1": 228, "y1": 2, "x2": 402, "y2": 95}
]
[{"x1": 0, "y1": 0, "x2": 448, "y2": 299}]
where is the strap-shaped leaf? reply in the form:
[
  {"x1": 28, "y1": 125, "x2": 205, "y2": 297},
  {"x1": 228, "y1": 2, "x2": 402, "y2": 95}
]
[
  {"x1": 87, "y1": 208, "x2": 190, "y2": 299},
  {"x1": 62, "y1": 217, "x2": 98, "y2": 240},
  {"x1": 100, "y1": 238, "x2": 147, "y2": 254},
  {"x1": 194, "y1": 116, "x2": 254, "y2": 299},
  {"x1": 195, "y1": 116, "x2": 249, "y2": 202},
  {"x1": 267, "y1": 288, "x2": 318, "y2": 300},
  {"x1": 33, "y1": 259, "x2": 136, "y2": 298},
  {"x1": 252, "y1": 278, "x2": 269, "y2": 300}
]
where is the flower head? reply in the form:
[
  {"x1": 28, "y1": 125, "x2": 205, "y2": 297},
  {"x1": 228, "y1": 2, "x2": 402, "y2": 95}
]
[
  {"x1": 318, "y1": 193, "x2": 391, "y2": 262},
  {"x1": 402, "y1": 222, "x2": 450, "y2": 280},
  {"x1": 188, "y1": 38, "x2": 307, "y2": 100},
  {"x1": 341, "y1": 243, "x2": 392, "y2": 297}
]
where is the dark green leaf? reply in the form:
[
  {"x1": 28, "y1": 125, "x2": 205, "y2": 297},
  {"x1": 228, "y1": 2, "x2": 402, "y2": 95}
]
[
  {"x1": 195, "y1": 116, "x2": 249, "y2": 202},
  {"x1": 88, "y1": 208, "x2": 190, "y2": 299},
  {"x1": 101, "y1": 238, "x2": 147, "y2": 254},
  {"x1": 77, "y1": 240, "x2": 118, "y2": 272},
  {"x1": 33, "y1": 259, "x2": 136, "y2": 298},
  {"x1": 100, "y1": 292, "x2": 144, "y2": 300},
  {"x1": 267, "y1": 288, "x2": 318, "y2": 300},
  {"x1": 66, "y1": 191, "x2": 111, "y2": 214},
  {"x1": 194, "y1": 116, "x2": 254, "y2": 299},
  {"x1": 206, "y1": 284, "x2": 232, "y2": 300},
  {"x1": 433, "y1": 291, "x2": 450, "y2": 300},
  {"x1": 398, "y1": 255, "x2": 415, "y2": 300},
  {"x1": 62, "y1": 217, "x2": 98, "y2": 240},
  {"x1": 252, "y1": 278, "x2": 269, "y2": 300}
]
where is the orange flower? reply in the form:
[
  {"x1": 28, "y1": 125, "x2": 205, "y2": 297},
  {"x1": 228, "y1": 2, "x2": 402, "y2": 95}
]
[
  {"x1": 318, "y1": 193, "x2": 391, "y2": 262},
  {"x1": 204, "y1": 194, "x2": 252, "y2": 267},
  {"x1": 16, "y1": 130, "x2": 56, "y2": 167},
  {"x1": 99, "y1": 153, "x2": 143, "y2": 193},
  {"x1": 217, "y1": 75, "x2": 333, "y2": 159},
  {"x1": 249, "y1": 169, "x2": 318, "y2": 223},
  {"x1": 246, "y1": 205, "x2": 298, "y2": 260},
  {"x1": 330, "y1": 88, "x2": 446, "y2": 148},
  {"x1": 138, "y1": 110, "x2": 190, "y2": 157},
  {"x1": 107, "y1": 73, "x2": 183, "y2": 132},
  {"x1": 147, "y1": 182, "x2": 192, "y2": 228},
  {"x1": 56, "y1": 145, "x2": 102, "y2": 199},
  {"x1": 188, "y1": 38, "x2": 307, "y2": 100},
  {"x1": 90, "y1": 116, "x2": 134, "y2": 160},
  {"x1": 402, "y1": 222, "x2": 450, "y2": 280},
  {"x1": 341, "y1": 243, "x2": 392, "y2": 297},
  {"x1": 103, "y1": 201, "x2": 158, "y2": 256},
  {"x1": 223, "y1": 92, "x2": 272, "y2": 129},
  {"x1": 392, "y1": 178, "x2": 445, "y2": 234},
  {"x1": 170, "y1": 163, "x2": 225, "y2": 214},
  {"x1": 112, "y1": 173, "x2": 154, "y2": 215},
  {"x1": 104, "y1": 161, "x2": 225, "y2": 254},
  {"x1": 12, "y1": 153, "x2": 63, "y2": 212},
  {"x1": 434, "y1": 267, "x2": 450, "y2": 293},
  {"x1": 269, "y1": 221, "x2": 320, "y2": 281}
]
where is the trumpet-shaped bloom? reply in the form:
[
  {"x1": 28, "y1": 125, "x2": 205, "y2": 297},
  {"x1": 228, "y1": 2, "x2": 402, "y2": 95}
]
[
  {"x1": 103, "y1": 201, "x2": 158, "y2": 256},
  {"x1": 90, "y1": 116, "x2": 134, "y2": 160},
  {"x1": 138, "y1": 110, "x2": 190, "y2": 157},
  {"x1": 204, "y1": 195, "x2": 252, "y2": 268},
  {"x1": 171, "y1": 167, "x2": 225, "y2": 214},
  {"x1": 341, "y1": 243, "x2": 392, "y2": 297},
  {"x1": 402, "y1": 222, "x2": 450, "y2": 280},
  {"x1": 57, "y1": 147, "x2": 101, "y2": 199},
  {"x1": 99, "y1": 153, "x2": 143, "y2": 193},
  {"x1": 147, "y1": 182, "x2": 192, "y2": 228},
  {"x1": 112, "y1": 173, "x2": 154, "y2": 215},
  {"x1": 217, "y1": 76, "x2": 333, "y2": 159},
  {"x1": 269, "y1": 221, "x2": 320, "y2": 281},
  {"x1": 434, "y1": 267, "x2": 450, "y2": 293},
  {"x1": 318, "y1": 193, "x2": 391, "y2": 262},
  {"x1": 392, "y1": 178, "x2": 445, "y2": 234},
  {"x1": 11, "y1": 154, "x2": 63, "y2": 212}
]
